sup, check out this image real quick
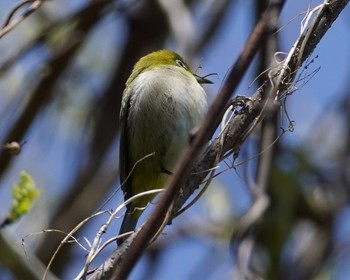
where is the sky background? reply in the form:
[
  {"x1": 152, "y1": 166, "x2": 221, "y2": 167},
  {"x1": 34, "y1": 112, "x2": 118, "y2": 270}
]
[{"x1": 0, "y1": 0, "x2": 350, "y2": 279}]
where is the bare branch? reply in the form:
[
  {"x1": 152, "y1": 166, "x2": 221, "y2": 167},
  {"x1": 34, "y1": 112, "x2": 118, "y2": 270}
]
[{"x1": 0, "y1": 0, "x2": 44, "y2": 39}]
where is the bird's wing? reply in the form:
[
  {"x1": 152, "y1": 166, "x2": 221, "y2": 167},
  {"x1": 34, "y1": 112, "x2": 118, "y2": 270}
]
[{"x1": 119, "y1": 88, "x2": 133, "y2": 200}]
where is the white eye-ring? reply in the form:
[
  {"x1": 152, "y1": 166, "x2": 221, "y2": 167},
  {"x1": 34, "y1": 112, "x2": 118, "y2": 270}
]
[{"x1": 176, "y1": 59, "x2": 186, "y2": 69}]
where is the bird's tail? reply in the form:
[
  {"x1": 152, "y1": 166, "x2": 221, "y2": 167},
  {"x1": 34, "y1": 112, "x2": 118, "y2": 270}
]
[{"x1": 117, "y1": 206, "x2": 138, "y2": 246}]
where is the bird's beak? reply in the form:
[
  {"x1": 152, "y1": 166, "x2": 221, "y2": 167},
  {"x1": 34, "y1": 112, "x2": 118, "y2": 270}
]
[{"x1": 194, "y1": 74, "x2": 213, "y2": 84}]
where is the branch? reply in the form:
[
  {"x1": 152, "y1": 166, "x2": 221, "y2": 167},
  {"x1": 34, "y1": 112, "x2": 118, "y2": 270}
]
[{"x1": 0, "y1": 0, "x2": 44, "y2": 39}]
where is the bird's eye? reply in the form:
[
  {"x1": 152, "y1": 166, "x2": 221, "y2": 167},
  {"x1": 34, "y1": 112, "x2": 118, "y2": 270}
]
[{"x1": 176, "y1": 59, "x2": 186, "y2": 69}]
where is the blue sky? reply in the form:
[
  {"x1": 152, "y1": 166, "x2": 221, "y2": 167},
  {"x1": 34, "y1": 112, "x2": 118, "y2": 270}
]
[{"x1": 0, "y1": 1, "x2": 350, "y2": 279}]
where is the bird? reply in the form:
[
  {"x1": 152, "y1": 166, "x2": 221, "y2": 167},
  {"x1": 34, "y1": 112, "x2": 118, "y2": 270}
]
[{"x1": 118, "y1": 50, "x2": 211, "y2": 245}]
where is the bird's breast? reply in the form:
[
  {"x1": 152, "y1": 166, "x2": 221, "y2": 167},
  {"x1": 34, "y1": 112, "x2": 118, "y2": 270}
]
[{"x1": 127, "y1": 66, "x2": 208, "y2": 173}]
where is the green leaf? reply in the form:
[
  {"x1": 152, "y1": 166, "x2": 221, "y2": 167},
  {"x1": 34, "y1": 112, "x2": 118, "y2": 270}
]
[{"x1": 8, "y1": 171, "x2": 41, "y2": 223}]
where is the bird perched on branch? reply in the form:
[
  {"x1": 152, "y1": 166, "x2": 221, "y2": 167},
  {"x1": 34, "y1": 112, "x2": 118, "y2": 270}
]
[{"x1": 118, "y1": 50, "x2": 211, "y2": 245}]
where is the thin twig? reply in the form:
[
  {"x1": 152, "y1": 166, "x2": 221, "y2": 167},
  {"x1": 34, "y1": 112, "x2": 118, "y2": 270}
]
[
  {"x1": 76, "y1": 189, "x2": 164, "y2": 280},
  {"x1": 0, "y1": 0, "x2": 44, "y2": 39}
]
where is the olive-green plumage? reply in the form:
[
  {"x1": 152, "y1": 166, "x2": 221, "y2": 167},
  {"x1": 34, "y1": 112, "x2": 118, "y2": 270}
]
[{"x1": 118, "y1": 50, "x2": 210, "y2": 244}]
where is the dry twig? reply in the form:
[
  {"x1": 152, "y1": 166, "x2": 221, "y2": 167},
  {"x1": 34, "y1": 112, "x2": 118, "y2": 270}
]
[{"x1": 0, "y1": 0, "x2": 44, "y2": 39}]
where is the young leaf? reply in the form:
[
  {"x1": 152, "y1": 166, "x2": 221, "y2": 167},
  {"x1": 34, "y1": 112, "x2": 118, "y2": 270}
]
[{"x1": 1, "y1": 171, "x2": 41, "y2": 227}]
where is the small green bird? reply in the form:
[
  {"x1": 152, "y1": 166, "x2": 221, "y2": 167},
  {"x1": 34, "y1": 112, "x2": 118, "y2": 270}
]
[{"x1": 118, "y1": 50, "x2": 211, "y2": 244}]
